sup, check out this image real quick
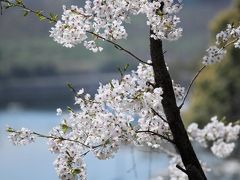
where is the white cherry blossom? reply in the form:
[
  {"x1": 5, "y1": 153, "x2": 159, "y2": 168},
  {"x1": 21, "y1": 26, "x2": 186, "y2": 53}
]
[
  {"x1": 50, "y1": 0, "x2": 183, "y2": 51},
  {"x1": 187, "y1": 116, "x2": 240, "y2": 158},
  {"x1": 7, "y1": 127, "x2": 35, "y2": 146},
  {"x1": 203, "y1": 23, "x2": 240, "y2": 65}
]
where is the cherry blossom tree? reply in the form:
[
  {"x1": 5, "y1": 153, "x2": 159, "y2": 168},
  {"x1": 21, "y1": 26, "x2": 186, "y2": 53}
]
[{"x1": 1, "y1": 0, "x2": 240, "y2": 180}]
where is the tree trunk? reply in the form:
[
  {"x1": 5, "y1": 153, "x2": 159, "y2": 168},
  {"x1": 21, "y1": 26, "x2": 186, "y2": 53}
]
[{"x1": 149, "y1": 30, "x2": 207, "y2": 180}]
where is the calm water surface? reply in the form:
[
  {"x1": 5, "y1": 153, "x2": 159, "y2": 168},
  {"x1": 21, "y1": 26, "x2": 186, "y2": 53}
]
[
  {"x1": 0, "y1": 109, "x2": 168, "y2": 180},
  {"x1": 1, "y1": 109, "x2": 239, "y2": 180}
]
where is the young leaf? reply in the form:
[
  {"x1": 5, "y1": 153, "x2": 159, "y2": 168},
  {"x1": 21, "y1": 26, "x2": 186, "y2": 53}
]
[
  {"x1": 124, "y1": 63, "x2": 129, "y2": 71},
  {"x1": 15, "y1": 0, "x2": 23, "y2": 5},
  {"x1": 49, "y1": 12, "x2": 58, "y2": 23},
  {"x1": 39, "y1": 15, "x2": 46, "y2": 21},
  {"x1": 71, "y1": 168, "x2": 81, "y2": 175},
  {"x1": 6, "y1": 127, "x2": 14, "y2": 133},
  {"x1": 60, "y1": 123, "x2": 69, "y2": 134},
  {"x1": 67, "y1": 106, "x2": 74, "y2": 113},
  {"x1": 67, "y1": 82, "x2": 77, "y2": 94},
  {"x1": 23, "y1": 9, "x2": 29, "y2": 16}
]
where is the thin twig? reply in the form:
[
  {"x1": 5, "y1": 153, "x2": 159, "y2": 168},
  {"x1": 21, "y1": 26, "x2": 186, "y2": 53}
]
[
  {"x1": 32, "y1": 132, "x2": 92, "y2": 148},
  {"x1": 151, "y1": 108, "x2": 168, "y2": 123},
  {"x1": 223, "y1": 38, "x2": 239, "y2": 48},
  {"x1": 136, "y1": 130, "x2": 175, "y2": 144},
  {"x1": 176, "y1": 164, "x2": 188, "y2": 175},
  {"x1": 179, "y1": 36, "x2": 240, "y2": 110},
  {"x1": 179, "y1": 65, "x2": 206, "y2": 109},
  {"x1": 80, "y1": 150, "x2": 91, "y2": 157},
  {"x1": 88, "y1": 31, "x2": 151, "y2": 65},
  {"x1": 2, "y1": 0, "x2": 54, "y2": 21}
]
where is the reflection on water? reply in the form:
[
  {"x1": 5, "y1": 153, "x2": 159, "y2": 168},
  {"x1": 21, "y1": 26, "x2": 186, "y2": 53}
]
[{"x1": 0, "y1": 109, "x2": 239, "y2": 180}]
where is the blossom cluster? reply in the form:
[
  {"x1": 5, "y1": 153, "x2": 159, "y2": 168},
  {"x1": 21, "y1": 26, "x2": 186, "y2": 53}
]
[
  {"x1": 187, "y1": 116, "x2": 240, "y2": 158},
  {"x1": 50, "y1": 0, "x2": 183, "y2": 51},
  {"x1": 7, "y1": 61, "x2": 185, "y2": 179},
  {"x1": 47, "y1": 61, "x2": 184, "y2": 179},
  {"x1": 7, "y1": 127, "x2": 35, "y2": 146},
  {"x1": 202, "y1": 24, "x2": 240, "y2": 65}
]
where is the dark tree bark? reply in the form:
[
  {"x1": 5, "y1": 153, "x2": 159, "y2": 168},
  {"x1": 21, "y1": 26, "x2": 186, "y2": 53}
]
[{"x1": 149, "y1": 29, "x2": 207, "y2": 180}]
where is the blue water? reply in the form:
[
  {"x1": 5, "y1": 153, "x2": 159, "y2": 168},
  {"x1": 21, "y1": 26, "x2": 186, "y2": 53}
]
[
  {"x1": 0, "y1": 109, "x2": 168, "y2": 180},
  {"x1": 1, "y1": 109, "x2": 239, "y2": 180}
]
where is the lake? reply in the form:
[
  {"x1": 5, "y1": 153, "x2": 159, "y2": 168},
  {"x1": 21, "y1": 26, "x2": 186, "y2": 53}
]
[{"x1": 0, "y1": 109, "x2": 239, "y2": 180}]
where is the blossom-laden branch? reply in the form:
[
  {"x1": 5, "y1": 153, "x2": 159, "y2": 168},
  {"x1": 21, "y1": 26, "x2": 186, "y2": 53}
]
[
  {"x1": 180, "y1": 23, "x2": 240, "y2": 109},
  {"x1": 4, "y1": 1, "x2": 240, "y2": 180},
  {"x1": 1, "y1": 0, "x2": 58, "y2": 22},
  {"x1": 187, "y1": 116, "x2": 240, "y2": 158},
  {"x1": 7, "y1": 127, "x2": 103, "y2": 149},
  {"x1": 6, "y1": 62, "x2": 186, "y2": 180},
  {"x1": 202, "y1": 24, "x2": 240, "y2": 65},
  {"x1": 1, "y1": 0, "x2": 150, "y2": 65}
]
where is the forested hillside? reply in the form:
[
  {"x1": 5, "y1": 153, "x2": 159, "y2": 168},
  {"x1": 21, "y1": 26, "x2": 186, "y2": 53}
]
[{"x1": 0, "y1": 0, "x2": 230, "y2": 78}]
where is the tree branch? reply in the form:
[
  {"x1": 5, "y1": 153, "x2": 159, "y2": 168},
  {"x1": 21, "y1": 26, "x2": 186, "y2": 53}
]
[
  {"x1": 179, "y1": 65, "x2": 206, "y2": 109},
  {"x1": 87, "y1": 31, "x2": 151, "y2": 65},
  {"x1": 136, "y1": 130, "x2": 175, "y2": 144},
  {"x1": 149, "y1": 26, "x2": 207, "y2": 179},
  {"x1": 1, "y1": 0, "x2": 150, "y2": 66},
  {"x1": 151, "y1": 108, "x2": 168, "y2": 123},
  {"x1": 32, "y1": 132, "x2": 103, "y2": 149},
  {"x1": 176, "y1": 164, "x2": 188, "y2": 175}
]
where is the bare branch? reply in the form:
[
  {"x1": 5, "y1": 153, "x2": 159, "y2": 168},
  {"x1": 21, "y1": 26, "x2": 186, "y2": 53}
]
[
  {"x1": 87, "y1": 31, "x2": 151, "y2": 65},
  {"x1": 32, "y1": 132, "x2": 102, "y2": 149},
  {"x1": 179, "y1": 65, "x2": 206, "y2": 109},
  {"x1": 32, "y1": 132, "x2": 92, "y2": 148},
  {"x1": 151, "y1": 108, "x2": 168, "y2": 123},
  {"x1": 179, "y1": 36, "x2": 239, "y2": 110},
  {"x1": 176, "y1": 164, "x2": 188, "y2": 175},
  {"x1": 136, "y1": 130, "x2": 175, "y2": 144}
]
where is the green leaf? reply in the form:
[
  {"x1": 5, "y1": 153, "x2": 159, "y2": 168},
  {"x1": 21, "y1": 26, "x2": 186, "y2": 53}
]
[
  {"x1": 60, "y1": 123, "x2": 69, "y2": 134},
  {"x1": 109, "y1": 81, "x2": 114, "y2": 90},
  {"x1": 23, "y1": 10, "x2": 29, "y2": 17},
  {"x1": 67, "y1": 82, "x2": 77, "y2": 94},
  {"x1": 64, "y1": 24, "x2": 70, "y2": 29},
  {"x1": 16, "y1": 0, "x2": 23, "y2": 5},
  {"x1": 124, "y1": 63, "x2": 129, "y2": 71},
  {"x1": 67, "y1": 106, "x2": 74, "y2": 113},
  {"x1": 71, "y1": 168, "x2": 81, "y2": 175},
  {"x1": 49, "y1": 12, "x2": 54, "y2": 18},
  {"x1": 117, "y1": 67, "x2": 123, "y2": 77},
  {"x1": 49, "y1": 12, "x2": 58, "y2": 23},
  {"x1": 6, "y1": 127, "x2": 14, "y2": 133},
  {"x1": 220, "y1": 116, "x2": 227, "y2": 124},
  {"x1": 39, "y1": 15, "x2": 46, "y2": 21},
  {"x1": 35, "y1": 10, "x2": 46, "y2": 21}
]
